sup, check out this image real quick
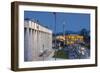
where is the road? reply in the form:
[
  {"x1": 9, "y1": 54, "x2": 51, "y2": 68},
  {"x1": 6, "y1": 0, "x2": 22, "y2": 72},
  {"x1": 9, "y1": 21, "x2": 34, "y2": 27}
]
[{"x1": 63, "y1": 44, "x2": 90, "y2": 59}]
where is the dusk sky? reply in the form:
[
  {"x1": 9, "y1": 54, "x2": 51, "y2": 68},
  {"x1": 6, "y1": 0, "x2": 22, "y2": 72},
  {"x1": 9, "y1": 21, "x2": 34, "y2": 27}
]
[{"x1": 24, "y1": 11, "x2": 90, "y2": 33}]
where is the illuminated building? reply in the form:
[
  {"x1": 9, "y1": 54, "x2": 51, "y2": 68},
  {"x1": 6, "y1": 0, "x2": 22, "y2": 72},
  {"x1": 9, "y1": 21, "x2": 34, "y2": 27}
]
[
  {"x1": 66, "y1": 34, "x2": 84, "y2": 45},
  {"x1": 56, "y1": 34, "x2": 84, "y2": 45}
]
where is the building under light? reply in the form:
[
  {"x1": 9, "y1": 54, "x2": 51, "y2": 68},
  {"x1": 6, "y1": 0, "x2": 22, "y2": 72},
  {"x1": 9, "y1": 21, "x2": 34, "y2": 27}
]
[
  {"x1": 66, "y1": 34, "x2": 84, "y2": 45},
  {"x1": 24, "y1": 19, "x2": 54, "y2": 61},
  {"x1": 56, "y1": 34, "x2": 84, "y2": 45}
]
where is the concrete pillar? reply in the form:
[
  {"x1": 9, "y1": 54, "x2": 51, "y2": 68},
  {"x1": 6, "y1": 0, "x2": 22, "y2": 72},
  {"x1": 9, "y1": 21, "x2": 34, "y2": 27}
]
[
  {"x1": 32, "y1": 29, "x2": 36, "y2": 61},
  {"x1": 34, "y1": 30, "x2": 38, "y2": 60},
  {"x1": 37, "y1": 30, "x2": 39, "y2": 55},
  {"x1": 38, "y1": 31, "x2": 41, "y2": 54},
  {"x1": 28, "y1": 29, "x2": 33, "y2": 61},
  {"x1": 24, "y1": 28, "x2": 29, "y2": 61},
  {"x1": 32, "y1": 30, "x2": 34, "y2": 60}
]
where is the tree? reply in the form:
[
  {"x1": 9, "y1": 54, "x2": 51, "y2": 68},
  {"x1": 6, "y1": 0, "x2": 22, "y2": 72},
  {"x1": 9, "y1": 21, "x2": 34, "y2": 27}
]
[{"x1": 80, "y1": 28, "x2": 90, "y2": 49}]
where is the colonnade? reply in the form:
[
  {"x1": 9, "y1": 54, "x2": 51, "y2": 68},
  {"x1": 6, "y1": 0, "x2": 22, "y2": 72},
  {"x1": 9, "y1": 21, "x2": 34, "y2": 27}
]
[{"x1": 24, "y1": 20, "x2": 53, "y2": 61}]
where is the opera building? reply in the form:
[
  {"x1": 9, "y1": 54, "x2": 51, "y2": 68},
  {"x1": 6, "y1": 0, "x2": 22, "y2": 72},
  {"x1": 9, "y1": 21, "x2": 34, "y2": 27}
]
[{"x1": 24, "y1": 19, "x2": 54, "y2": 61}]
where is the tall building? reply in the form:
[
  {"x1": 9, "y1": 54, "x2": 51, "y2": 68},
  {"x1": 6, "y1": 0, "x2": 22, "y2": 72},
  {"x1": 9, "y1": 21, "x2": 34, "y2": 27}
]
[{"x1": 24, "y1": 19, "x2": 54, "y2": 61}]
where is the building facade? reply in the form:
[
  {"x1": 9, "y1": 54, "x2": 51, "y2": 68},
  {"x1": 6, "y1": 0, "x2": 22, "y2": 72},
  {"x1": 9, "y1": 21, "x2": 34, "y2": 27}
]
[
  {"x1": 65, "y1": 34, "x2": 84, "y2": 45},
  {"x1": 56, "y1": 34, "x2": 84, "y2": 45},
  {"x1": 24, "y1": 19, "x2": 54, "y2": 61}
]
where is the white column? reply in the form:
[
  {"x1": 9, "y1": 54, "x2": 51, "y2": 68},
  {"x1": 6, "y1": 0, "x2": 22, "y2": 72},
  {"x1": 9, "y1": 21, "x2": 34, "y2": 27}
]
[
  {"x1": 34, "y1": 30, "x2": 38, "y2": 60},
  {"x1": 28, "y1": 29, "x2": 33, "y2": 61},
  {"x1": 38, "y1": 31, "x2": 41, "y2": 54},
  {"x1": 47, "y1": 34, "x2": 49, "y2": 49},
  {"x1": 24, "y1": 28, "x2": 29, "y2": 61},
  {"x1": 32, "y1": 29, "x2": 36, "y2": 61},
  {"x1": 36, "y1": 29, "x2": 40, "y2": 61}
]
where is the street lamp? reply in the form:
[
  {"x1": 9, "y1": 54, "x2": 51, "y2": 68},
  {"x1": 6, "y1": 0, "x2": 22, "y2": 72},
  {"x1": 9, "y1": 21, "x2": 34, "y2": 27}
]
[
  {"x1": 63, "y1": 21, "x2": 66, "y2": 47},
  {"x1": 53, "y1": 12, "x2": 57, "y2": 61}
]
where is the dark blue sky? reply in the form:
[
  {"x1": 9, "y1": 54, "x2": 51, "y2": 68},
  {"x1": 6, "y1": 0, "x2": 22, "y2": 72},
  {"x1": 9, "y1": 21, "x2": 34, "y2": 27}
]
[{"x1": 24, "y1": 11, "x2": 90, "y2": 33}]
